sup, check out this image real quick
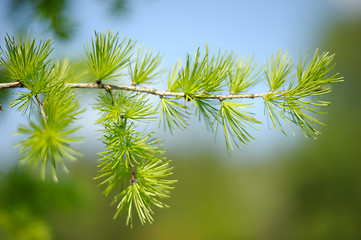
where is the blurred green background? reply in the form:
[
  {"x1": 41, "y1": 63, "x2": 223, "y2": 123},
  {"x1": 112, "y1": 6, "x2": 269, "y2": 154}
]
[{"x1": 1, "y1": 0, "x2": 361, "y2": 239}]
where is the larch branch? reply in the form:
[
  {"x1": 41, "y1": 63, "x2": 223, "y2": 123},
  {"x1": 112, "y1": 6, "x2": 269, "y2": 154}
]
[{"x1": 0, "y1": 82, "x2": 270, "y2": 100}]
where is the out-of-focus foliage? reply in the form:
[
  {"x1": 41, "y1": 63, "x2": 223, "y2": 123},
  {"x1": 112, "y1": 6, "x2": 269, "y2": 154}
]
[
  {"x1": 0, "y1": 155, "x2": 290, "y2": 240},
  {"x1": 275, "y1": 17, "x2": 361, "y2": 240},
  {"x1": 0, "y1": 68, "x2": 11, "y2": 105},
  {"x1": 7, "y1": 0, "x2": 75, "y2": 40},
  {"x1": 0, "y1": 167, "x2": 87, "y2": 240},
  {"x1": 5, "y1": 0, "x2": 130, "y2": 40}
]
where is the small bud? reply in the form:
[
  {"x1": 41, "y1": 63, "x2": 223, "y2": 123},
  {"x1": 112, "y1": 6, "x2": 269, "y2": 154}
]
[{"x1": 130, "y1": 177, "x2": 138, "y2": 184}]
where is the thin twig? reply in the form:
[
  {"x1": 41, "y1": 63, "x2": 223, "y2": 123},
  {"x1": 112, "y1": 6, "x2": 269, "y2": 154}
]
[
  {"x1": 129, "y1": 165, "x2": 137, "y2": 184},
  {"x1": 0, "y1": 82, "x2": 23, "y2": 89},
  {"x1": 0, "y1": 82, "x2": 273, "y2": 100},
  {"x1": 34, "y1": 94, "x2": 48, "y2": 123}
]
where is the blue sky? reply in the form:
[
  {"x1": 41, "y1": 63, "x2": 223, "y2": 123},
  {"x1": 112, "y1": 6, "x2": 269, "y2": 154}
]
[
  {"x1": 61, "y1": 0, "x2": 335, "y2": 59},
  {"x1": 0, "y1": 0, "x2": 357, "y2": 164}
]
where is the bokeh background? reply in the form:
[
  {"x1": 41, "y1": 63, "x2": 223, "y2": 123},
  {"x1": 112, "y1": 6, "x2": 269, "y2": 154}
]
[{"x1": 1, "y1": 0, "x2": 361, "y2": 239}]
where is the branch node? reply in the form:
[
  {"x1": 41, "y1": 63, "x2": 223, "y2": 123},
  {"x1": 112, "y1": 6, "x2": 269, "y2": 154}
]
[
  {"x1": 104, "y1": 84, "x2": 112, "y2": 92},
  {"x1": 184, "y1": 95, "x2": 191, "y2": 102},
  {"x1": 129, "y1": 166, "x2": 137, "y2": 184},
  {"x1": 15, "y1": 80, "x2": 24, "y2": 87},
  {"x1": 130, "y1": 177, "x2": 138, "y2": 184}
]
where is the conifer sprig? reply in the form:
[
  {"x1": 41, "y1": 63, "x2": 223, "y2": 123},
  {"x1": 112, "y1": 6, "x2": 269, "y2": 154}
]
[
  {"x1": 86, "y1": 30, "x2": 135, "y2": 82},
  {"x1": 0, "y1": 33, "x2": 53, "y2": 83},
  {"x1": 0, "y1": 34, "x2": 83, "y2": 181},
  {"x1": 216, "y1": 101, "x2": 261, "y2": 153},
  {"x1": 95, "y1": 91, "x2": 175, "y2": 226},
  {"x1": 0, "y1": 30, "x2": 343, "y2": 226},
  {"x1": 159, "y1": 97, "x2": 189, "y2": 134},
  {"x1": 228, "y1": 55, "x2": 260, "y2": 94},
  {"x1": 264, "y1": 49, "x2": 343, "y2": 138},
  {"x1": 129, "y1": 47, "x2": 163, "y2": 85}
]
